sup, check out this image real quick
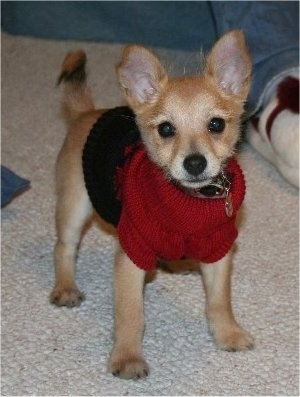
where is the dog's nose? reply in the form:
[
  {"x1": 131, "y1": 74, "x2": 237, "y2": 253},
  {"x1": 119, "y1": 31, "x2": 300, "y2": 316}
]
[{"x1": 183, "y1": 154, "x2": 207, "y2": 176}]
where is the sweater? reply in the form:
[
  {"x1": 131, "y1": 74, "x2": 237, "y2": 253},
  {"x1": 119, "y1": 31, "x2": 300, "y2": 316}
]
[{"x1": 82, "y1": 107, "x2": 246, "y2": 271}]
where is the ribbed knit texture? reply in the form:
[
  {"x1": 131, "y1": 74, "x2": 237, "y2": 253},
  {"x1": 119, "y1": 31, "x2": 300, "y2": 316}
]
[{"x1": 117, "y1": 147, "x2": 246, "y2": 271}]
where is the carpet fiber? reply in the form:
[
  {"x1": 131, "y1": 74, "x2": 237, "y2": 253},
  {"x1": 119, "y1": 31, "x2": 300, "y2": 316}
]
[{"x1": 1, "y1": 32, "x2": 299, "y2": 396}]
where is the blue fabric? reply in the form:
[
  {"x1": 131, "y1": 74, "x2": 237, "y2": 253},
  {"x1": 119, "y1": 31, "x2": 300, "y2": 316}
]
[
  {"x1": 1, "y1": 166, "x2": 30, "y2": 208},
  {"x1": 1, "y1": 1, "x2": 217, "y2": 51},
  {"x1": 210, "y1": 1, "x2": 299, "y2": 115},
  {"x1": 2, "y1": 1, "x2": 298, "y2": 113}
]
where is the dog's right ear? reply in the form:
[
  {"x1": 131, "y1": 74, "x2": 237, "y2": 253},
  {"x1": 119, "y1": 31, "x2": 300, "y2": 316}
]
[{"x1": 117, "y1": 45, "x2": 168, "y2": 110}]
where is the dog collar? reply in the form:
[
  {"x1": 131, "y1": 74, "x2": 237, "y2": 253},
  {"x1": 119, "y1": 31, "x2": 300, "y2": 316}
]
[{"x1": 181, "y1": 170, "x2": 234, "y2": 217}]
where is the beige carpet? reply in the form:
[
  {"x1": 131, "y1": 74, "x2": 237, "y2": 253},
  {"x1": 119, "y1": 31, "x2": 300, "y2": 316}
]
[{"x1": 1, "y1": 32, "x2": 299, "y2": 396}]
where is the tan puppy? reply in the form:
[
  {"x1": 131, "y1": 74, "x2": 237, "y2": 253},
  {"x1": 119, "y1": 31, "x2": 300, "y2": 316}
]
[{"x1": 51, "y1": 30, "x2": 254, "y2": 379}]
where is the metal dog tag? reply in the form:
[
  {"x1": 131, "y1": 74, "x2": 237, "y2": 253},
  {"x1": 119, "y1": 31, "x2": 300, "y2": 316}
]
[
  {"x1": 225, "y1": 191, "x2": 233, "y2": 217},
  {"x1": 221, "y1": 171, "x2": 233, "y2": 217}
]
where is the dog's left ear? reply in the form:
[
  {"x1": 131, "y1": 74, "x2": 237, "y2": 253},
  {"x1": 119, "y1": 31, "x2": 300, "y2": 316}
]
[
  {"x1": 117, "y1": 45, "x2": 168, "y2": 110},
  {"x1": 204, "y1": 30, "x2": 252, "y2": 100}
]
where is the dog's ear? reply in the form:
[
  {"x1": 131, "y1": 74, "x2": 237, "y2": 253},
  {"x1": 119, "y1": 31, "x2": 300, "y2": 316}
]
[
  {"x1": 204, "y1": 30, "x2": 252, "y2": 100},
  {"x1": 117, "y1": 45, "x2": 168, "y2": 109}
]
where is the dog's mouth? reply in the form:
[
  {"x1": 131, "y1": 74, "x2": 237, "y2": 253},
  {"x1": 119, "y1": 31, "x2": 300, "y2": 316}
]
[
  {"x1": 172, "y1": 171, "x2": 231, "y2": 199},
  {"x1": 181, "y1": 177, "x2": 213, "y2": 188}
]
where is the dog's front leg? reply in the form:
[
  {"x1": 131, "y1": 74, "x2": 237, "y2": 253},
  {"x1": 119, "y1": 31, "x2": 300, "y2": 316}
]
[
  {"x1": 108, "y1": 244, "x2": 149, "y2": 379},
  {"x1": 201, "y1": 249, "x2": 254, "y2": 351}
]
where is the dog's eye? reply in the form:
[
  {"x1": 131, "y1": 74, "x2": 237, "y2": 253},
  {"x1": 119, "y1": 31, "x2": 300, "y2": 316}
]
[
  {"x1": 158, "y1": 122, "x2": 176, "y2": 138},
  {"x1": 208, "y1": 118, "x2": 225, "y2": 133}
]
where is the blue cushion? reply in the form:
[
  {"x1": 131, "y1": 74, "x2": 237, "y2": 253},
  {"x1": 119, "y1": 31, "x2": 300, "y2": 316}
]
[{"x1": 1, "y1": 1, "x2": 217, "y2": 51}]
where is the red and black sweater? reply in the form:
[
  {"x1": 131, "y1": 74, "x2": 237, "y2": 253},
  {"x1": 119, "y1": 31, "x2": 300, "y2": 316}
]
[{"x1": 82, "y1": 107, "x2": 246, "y2": 271}]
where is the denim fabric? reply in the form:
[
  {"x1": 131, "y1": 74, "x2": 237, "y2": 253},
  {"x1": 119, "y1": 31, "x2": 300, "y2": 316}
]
[
  {"x1": 2, "y1": 1, "x2": 298, "y2": 113},
  {"x1": 1, "y1": 166, "x2": 30, "y2": 207},
  {"x1": 1, "y1": 1, "x2": 217, "y2": 51},
  {"x1": 210, "y1": 1, "x2": 299, "y2": 115}
]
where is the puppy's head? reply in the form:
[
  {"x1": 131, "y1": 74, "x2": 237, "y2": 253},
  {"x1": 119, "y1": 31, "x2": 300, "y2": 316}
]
[{"x1": 117, "y1": 30, "x2": 252, "y2": 189}]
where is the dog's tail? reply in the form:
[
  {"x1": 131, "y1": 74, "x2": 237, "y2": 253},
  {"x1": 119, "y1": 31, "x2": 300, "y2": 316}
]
[{"x1": 57, "y1": 50, "x2": 95, "y2": 123}]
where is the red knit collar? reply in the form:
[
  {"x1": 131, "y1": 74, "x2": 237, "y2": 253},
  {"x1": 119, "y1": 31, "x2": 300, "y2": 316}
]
[{"x1": 118, "y1": 145, "x2": 246, "y2": 236}]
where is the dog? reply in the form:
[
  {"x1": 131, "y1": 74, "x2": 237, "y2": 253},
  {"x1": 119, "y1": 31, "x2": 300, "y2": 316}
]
[{"x1": 51, "y1": 30, "x2": 254, "y2": 379}]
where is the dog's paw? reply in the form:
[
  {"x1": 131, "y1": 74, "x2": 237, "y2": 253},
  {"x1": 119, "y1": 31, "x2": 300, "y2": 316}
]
[
  {"x1": 108, "y1": 352, "x2": 149, "y2": 380},
  {"x1": 214, "y1": 326, "x2": 254, "y2": 352},
  {"x1": 50, "y1": 286, "x2": 85, "y2": 308}
]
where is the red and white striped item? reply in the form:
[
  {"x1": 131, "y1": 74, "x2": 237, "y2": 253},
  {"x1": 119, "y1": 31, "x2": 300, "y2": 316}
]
[{"x1": 247, "y1": 76, "x2": 299, "y2": 188}]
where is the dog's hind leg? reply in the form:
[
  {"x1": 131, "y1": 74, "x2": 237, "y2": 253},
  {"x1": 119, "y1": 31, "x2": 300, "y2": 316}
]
[{"x1": 50, "y1": 145, "x2": 93, "y2": 307}]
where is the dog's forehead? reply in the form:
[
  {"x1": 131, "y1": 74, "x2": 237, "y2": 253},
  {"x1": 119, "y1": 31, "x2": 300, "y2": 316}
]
[{"x1": 162, "y1": 77, "x2": 230, "y2": 121}]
